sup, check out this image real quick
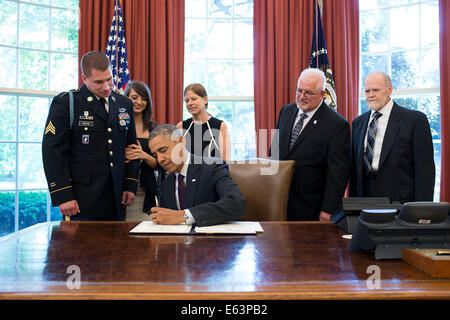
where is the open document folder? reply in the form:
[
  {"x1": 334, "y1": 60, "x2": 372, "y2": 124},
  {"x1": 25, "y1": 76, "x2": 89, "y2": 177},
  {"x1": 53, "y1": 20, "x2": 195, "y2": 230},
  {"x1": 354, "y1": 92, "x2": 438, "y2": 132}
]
[{"x1": 128, "y1": 221, "x2": 264, "y2": 235}]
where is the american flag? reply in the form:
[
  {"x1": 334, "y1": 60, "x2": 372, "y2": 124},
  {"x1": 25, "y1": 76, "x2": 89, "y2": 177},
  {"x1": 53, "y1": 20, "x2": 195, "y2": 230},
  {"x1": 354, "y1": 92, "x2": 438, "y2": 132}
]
[
  {"x1": 105, "y1": 0, "x2": 129, "y2": 93},
  {"x1": 309, "y1": 0, "x2": 337, "y2": 110}
]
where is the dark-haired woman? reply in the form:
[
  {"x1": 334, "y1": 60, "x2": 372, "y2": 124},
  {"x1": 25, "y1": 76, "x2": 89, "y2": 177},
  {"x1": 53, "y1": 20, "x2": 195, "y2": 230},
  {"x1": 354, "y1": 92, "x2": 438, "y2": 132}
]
[
  {"x1": 176, "y1": 83, "x2": 231, "y2": 160},
  {"x1": 124, "y1": 81, "x2": 163, "y2": 220}
]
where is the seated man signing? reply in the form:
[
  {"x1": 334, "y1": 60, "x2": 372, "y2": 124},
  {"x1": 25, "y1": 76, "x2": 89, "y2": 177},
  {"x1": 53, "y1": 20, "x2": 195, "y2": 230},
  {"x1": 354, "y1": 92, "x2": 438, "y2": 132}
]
[{"x1": 148, "y1": 124, "x2": 246, "y2": 226}]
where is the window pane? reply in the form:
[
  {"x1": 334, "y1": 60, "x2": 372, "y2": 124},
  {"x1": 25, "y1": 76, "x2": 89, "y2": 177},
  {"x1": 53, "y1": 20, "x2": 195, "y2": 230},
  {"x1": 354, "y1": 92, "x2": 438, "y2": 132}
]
[
  {"x1": 420, "y1": 48, "x2": 440, "y2": 88},
  {"x1": 184, "y1": 0, "x2": 254, "y2": 160},
  {"x1": 234, "y1": 0, "x2": 253, "y2": 17},
  {"x1": 185, "y1": 19, "x2": 206, "y2": 58},
  {"x1": 18, "y1": 190, "x2": 47, "y2": 231},
  {"x1": 208, "y1": 0, "x2": 232, "y2": 18},
  {"x1": 19, "y1": 3, "x2": 49, "y2": 50},
  {"x1": 234, "y1": 20, "x2": 253, "y2": 58},
  {"x1": 234, "y1": 60, "x2": 253, "y2": 96},
  {"x1": 433, "y1": 141, "x2": 441, "y2": 202},
  {"x1": 0, "y1": 143, "x2": 16, "y2": 190},
  {"x1": 186, "y1": 0, "x2": 206, "y2": 17},
  {"x1": 419, "y1": 95, "x2": 441, "y2": 140},
  {"x1": 51, "y1": 8, "x2": 78, "y2": 52},
  {"x1": 421, "y1": 2, "x2": 439, "y2": 47},
  {"x1": 208, "y1": 101, "x2": 233, "y2": 124},
  {"x1": 207, "y1": 60, "x2": 233, "y2": 96},
  {"x1": 0, "y1": 191, "x2": 15, "y2": 237},
  {"x1": 359, "y1": 0, "x2": 388, "y2": 10},
  {"x1": 184, "y1": 60, "x2": 207, "y2": 87},
  {"x1": 207, "y1": 20, "x2": 233, "y2": 58},
  {"x1": 360, "y1": 54, "x2": 388, "y2": 88},
  {"x1": 0, "y1": 47, "x2": 18, "y2": 88},
  {"x1": 51, "y1": 0, "x2": 78, "y2": 8},
  {"x1": 360, "y1": 9, "x2": 388, "y2": 53},
  {"x1": 0, "y1": 0, "x2": 17, "y2": 45},
  {"x1": 359, "y1": 98, "x2": 369, "y2": 115},
  {"x1": 18, "y1": 143, "x2": 46, "y2": 189},
  {"x1": 19, "y1": 49, "x2": 48, "y2": 90},
  {"x1": 50, "y1": 204, "x2": 62, "y2": 221},
  {"x1": 0, "y1": 95, "x2": 17, "y2": 141},
  {"x1": 391, "y1": 0, "x2": 418, "y2": 6},
  {"x1": 50, "y1": 53, "x2": 78, "y2": 91},
  {"x1": 232, "y1": 101, "x2": 255, "y2": 144},
  {"x1": 26, "y1": 0, "x2": 49, "y2": 4},
  {"x1": 19, "y1": 97, "x2": 49, "y2": 142},
  {"x1": 391, "y1": 50, "x2": 419, "y2": 89},
  {"x1": 390, "y1": 5, "x2": 419, "y2": 51}
]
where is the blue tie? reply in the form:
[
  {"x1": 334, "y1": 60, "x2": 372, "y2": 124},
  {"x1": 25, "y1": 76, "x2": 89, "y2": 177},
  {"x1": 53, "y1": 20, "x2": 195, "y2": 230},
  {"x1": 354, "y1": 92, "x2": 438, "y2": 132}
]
[
  {"x1": 364, "y1": 111, "x2": 382, "y2": 173},
  {"x1": 290, "y1": 113, "x2": 308, "y2": 149}
]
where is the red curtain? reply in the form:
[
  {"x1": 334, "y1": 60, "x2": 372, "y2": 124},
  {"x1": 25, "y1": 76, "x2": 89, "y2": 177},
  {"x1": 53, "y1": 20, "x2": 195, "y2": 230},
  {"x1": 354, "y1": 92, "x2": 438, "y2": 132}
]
[
  {"x1": 78, "y1": 0, "x2": 185, "y2": 125},
  {"x1": 253, "y1": 0, "x2": 359, "y2": 156},
  {"x1": 254, "y1": 0, "x2": 314, "y2": 156},
  {"x1": 439, "y1": 0, "x2": 450, "y2": 202},
  {"x1": 78, "y1": 0, "x2": 115, "y2": 84},
  {"x1": 321, "y1": 0, "x2": 359, "y2": 123}
]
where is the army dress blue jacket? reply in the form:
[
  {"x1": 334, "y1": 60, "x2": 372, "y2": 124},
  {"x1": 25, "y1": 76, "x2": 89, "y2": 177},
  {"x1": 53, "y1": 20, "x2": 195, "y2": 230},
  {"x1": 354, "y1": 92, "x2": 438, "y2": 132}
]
[{"x1": 42, "y1": 84, "x2": 140, "y2": 220}]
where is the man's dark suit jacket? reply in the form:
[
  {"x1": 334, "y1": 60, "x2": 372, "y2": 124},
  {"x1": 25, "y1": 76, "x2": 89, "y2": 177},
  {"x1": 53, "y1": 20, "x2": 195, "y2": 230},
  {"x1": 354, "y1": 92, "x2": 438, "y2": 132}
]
[
  {"x1": 159, "y1": 156, "x2": 246, "y2": 226},
  {"x1": 271, "y1": 102, "x2": 351, "y2": 221},
  {"x1": 349, "y1": 102, "x2": 435, "y2": 203}
]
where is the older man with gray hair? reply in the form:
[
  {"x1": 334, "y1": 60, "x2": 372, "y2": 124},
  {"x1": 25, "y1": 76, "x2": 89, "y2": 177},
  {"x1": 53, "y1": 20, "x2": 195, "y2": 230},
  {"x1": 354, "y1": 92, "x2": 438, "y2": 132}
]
[
  {"x1": 349, "y1": 71, "x2": 435, "y2": 202},
  {"x1": 270, "y1": 68, "x2": 351, "y2": 221}
]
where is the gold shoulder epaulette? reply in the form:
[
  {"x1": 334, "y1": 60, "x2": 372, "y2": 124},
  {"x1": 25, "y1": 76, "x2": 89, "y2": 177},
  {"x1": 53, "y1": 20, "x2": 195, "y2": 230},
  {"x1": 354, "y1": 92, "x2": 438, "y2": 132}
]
[
  {"x1": 113, "y1": 90, "x2": 131, "y2": 101},
  {"x1": 60, "y1": 88, "x2": 80, "y2": 98}
]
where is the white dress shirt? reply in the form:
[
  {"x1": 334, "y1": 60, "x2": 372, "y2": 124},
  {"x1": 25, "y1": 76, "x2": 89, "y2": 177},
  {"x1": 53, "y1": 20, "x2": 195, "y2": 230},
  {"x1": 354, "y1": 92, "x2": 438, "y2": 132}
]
[{"x1": 364, "y1": 99, "x2": 394, "y2": 170}]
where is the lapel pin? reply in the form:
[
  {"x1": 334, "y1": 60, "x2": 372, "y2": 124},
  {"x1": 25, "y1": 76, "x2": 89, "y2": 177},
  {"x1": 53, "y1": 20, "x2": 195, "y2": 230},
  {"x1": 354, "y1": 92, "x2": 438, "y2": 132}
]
[
  {"x1": 191, "y1": 179, "x2": 196, "y2": 182},
  {"x1": 112, "y1": 96, "x2": 116, "y2": 102},
  {"x1": 87, "y1": 96, "x2": 93, "y2": 102},
  {"x1": 313, "y1": 120, "x2": 317, "y2": 125}
]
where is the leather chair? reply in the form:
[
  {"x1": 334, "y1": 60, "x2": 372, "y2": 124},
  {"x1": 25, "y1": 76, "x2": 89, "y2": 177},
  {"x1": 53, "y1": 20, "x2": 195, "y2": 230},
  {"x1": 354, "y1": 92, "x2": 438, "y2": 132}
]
[{"x1": 227, "y1": 159, "x2": 295, "y2": 221}]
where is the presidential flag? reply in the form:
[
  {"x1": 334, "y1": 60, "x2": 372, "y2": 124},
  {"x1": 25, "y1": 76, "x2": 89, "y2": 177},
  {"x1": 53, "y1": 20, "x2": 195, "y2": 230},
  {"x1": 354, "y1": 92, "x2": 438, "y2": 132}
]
[
  {"x1": 105, "y1": 0, "x2": 130, "y2": 93},
  {"x1": 309, "y1": 0, "x2": 337, "y2": 110}
]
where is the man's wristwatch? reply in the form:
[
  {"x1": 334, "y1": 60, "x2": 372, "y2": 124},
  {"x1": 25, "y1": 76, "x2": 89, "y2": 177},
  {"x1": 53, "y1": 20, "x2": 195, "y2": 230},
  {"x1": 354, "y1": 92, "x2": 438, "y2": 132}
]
[{"x1": 183, "y1": 211, "x2": 189, "y2": 223}]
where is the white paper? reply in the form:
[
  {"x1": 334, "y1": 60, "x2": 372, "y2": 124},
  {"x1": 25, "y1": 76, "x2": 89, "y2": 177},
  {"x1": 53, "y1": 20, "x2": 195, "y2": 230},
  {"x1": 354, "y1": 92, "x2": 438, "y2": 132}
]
[
  {"x1": 194, "y1": 221, "x2": 264, "y2": 234},
  {"x1": 128, "y1": 221, "x2": 192, "y2": 234}
]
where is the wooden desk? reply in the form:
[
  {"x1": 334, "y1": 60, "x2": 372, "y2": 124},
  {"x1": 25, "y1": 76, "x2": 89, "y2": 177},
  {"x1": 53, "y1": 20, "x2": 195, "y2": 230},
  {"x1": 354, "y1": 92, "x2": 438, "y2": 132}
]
[{"x1": 0, "y1": 221, "x2": 449, "y2": 300}]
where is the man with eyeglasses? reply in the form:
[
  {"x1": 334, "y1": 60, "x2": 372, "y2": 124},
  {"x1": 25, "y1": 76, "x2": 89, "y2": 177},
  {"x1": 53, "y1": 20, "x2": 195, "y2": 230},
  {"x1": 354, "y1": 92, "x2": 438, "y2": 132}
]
[{"x1": 270, "y1": 68, "x2": 350, "y2": 221}]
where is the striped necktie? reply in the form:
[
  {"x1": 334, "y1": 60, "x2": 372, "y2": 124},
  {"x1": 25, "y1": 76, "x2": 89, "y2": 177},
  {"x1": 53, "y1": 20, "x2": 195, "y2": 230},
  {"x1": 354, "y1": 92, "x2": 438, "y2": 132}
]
[
  {"x1": 290, "y1": 113, "x2": 308, "y2": 149},
  {"x1": 363, "y1": 111, "x2": 382, "y2": 173}
]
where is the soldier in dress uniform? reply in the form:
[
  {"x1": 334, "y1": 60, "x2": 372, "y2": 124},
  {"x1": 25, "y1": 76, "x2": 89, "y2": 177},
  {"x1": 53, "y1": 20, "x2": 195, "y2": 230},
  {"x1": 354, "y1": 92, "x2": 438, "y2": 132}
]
[{"x1": 42, "y1": 50, "x2": 140, "y2": 220}]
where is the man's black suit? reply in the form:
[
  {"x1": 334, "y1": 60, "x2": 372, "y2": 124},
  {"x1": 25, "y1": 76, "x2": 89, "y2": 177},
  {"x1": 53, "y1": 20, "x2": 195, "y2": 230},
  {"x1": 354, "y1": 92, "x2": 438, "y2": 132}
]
[
  {"x1": 271, "y1": 102, "x2": 351, "y2": 221},
  {"x1": 349, "y1": 102, "x2": 435, "y2": 202},
  {"x1": 159, "y1": 156, "x2": 246, "y2": 226}
]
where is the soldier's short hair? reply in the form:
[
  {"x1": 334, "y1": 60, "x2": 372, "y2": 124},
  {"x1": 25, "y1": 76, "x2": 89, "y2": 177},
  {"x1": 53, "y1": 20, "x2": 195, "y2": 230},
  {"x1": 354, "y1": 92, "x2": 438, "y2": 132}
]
[
  {"x1": 149, "y1": 124, "x2": 182, "y2": 142},
  {"x1": 80, "y1": 51, "x2": 111, "y2": 77}
]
